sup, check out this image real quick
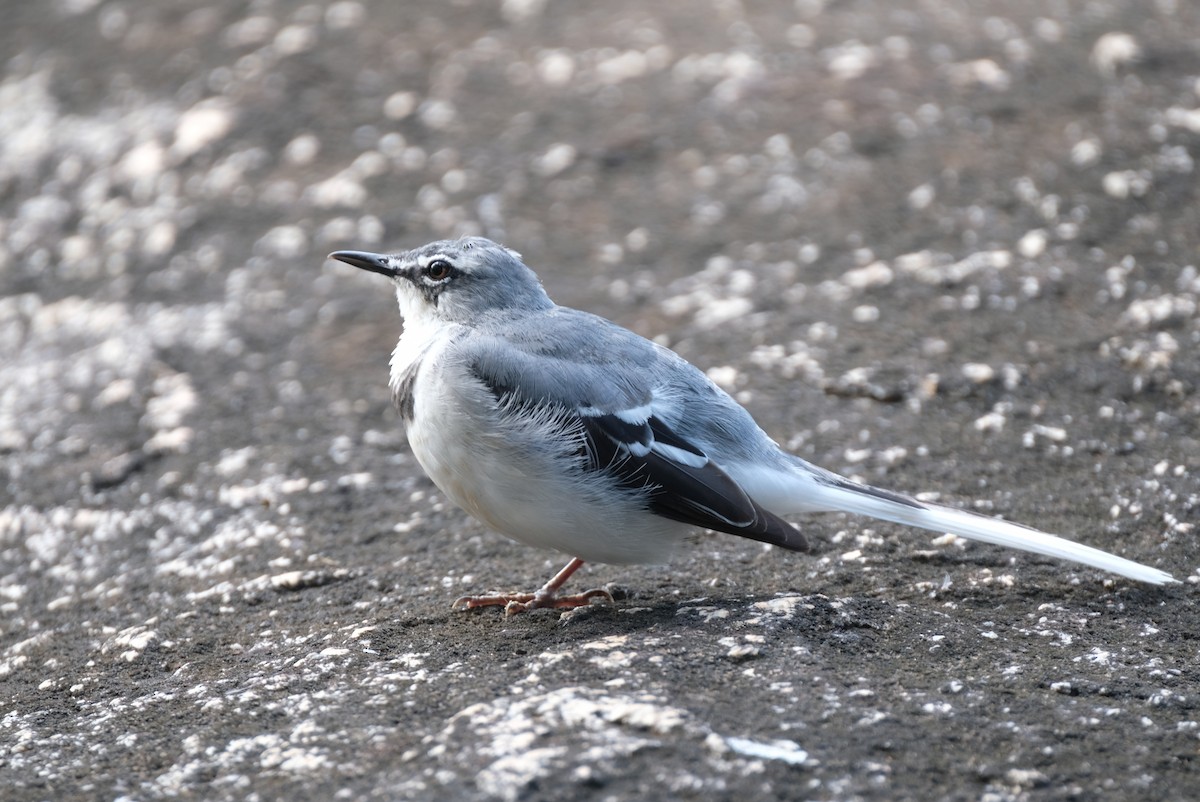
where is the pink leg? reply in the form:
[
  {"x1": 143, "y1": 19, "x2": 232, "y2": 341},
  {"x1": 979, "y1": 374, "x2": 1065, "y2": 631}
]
[{"x1": 452, "y1": 557, "x2": 614, "y2": 616}]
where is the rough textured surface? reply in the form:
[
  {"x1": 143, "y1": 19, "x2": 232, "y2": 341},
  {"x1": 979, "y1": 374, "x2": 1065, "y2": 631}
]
[{"x1": 2, "y1": 1, "x2": 1198, "y2": 800}]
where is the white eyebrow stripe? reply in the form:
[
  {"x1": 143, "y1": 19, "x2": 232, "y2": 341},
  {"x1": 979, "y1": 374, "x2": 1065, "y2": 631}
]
[{"x1": 418, "y1": 253, "x2": 450, "y2": 267}]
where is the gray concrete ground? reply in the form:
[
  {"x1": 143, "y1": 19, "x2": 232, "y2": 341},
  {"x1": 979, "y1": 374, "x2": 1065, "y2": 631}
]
[{"x1": 2, "y1": 1, "x2": 1198, "y2": 799}]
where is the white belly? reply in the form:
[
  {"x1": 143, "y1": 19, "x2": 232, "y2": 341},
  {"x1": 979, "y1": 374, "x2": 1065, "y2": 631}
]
[{"x1": 401, "y1": 354, "x2": 689, "y2": 565}]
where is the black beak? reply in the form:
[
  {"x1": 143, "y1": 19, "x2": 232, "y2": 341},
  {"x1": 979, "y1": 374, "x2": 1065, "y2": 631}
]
[{"x1": 328, "y1": 250, "x2": 398, "y2": 279}]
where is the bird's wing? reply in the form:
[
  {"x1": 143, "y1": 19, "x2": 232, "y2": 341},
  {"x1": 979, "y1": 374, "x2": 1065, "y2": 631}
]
[
  {"x1": 574, "y1": 402, "x2": 808, "y2": 551},
  {"x1": 462, "y1": 313, "x2": 808, "y2": 552}
]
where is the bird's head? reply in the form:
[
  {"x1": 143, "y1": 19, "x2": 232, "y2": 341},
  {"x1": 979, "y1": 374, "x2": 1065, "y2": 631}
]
[{"x1": 329, "y1": 237, "x2": 553, "y2": 324}]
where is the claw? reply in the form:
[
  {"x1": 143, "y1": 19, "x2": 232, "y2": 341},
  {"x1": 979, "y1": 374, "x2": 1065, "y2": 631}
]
[{"x1": 451, "y1": 592, "x2": 533, "y2": 610}]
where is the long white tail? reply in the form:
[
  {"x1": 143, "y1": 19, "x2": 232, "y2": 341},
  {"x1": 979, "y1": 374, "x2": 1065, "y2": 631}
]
[{"x1": 811, "y1": 478, "x2": 1176, "y2": 585}]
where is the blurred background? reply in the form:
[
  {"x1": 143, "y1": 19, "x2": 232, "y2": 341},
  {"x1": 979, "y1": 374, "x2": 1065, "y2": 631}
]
[{"x1": 1, "y1": 1, "x2": 1197, "y2": 799}]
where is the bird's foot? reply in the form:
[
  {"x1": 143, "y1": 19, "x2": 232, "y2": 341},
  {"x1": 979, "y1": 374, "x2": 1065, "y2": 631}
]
[
  {"x1": 451, "y1": 557, "x2": 612, "y2": 616},
  {"x1": 452, "y1": 587, "x2": 613, "y2": 616}
]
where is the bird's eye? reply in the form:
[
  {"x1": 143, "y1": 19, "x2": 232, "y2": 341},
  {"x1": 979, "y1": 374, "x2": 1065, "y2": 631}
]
[{"x1": 424, "y1": 260, "x2": 453, "y2": 281}]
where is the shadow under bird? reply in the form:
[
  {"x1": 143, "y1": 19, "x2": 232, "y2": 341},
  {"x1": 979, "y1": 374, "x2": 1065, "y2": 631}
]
[{"x1": 328, "y1": 237, "x2": 1176, "y2": 614}]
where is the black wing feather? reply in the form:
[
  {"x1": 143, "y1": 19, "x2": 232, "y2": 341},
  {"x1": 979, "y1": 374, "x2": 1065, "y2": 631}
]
[{"x1": 582, "y1": 414, "x2": 808, "y2": 553}]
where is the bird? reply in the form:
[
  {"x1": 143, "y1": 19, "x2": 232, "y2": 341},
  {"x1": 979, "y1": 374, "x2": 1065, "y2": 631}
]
[{"x1": 328, "y1": 237, "x2": 1176, "y2": 614}]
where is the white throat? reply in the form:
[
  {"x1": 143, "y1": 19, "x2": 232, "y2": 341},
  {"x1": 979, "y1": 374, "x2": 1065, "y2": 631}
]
[{"x1": 388, "y1": 284, "x2": 446, "y2": 391}]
